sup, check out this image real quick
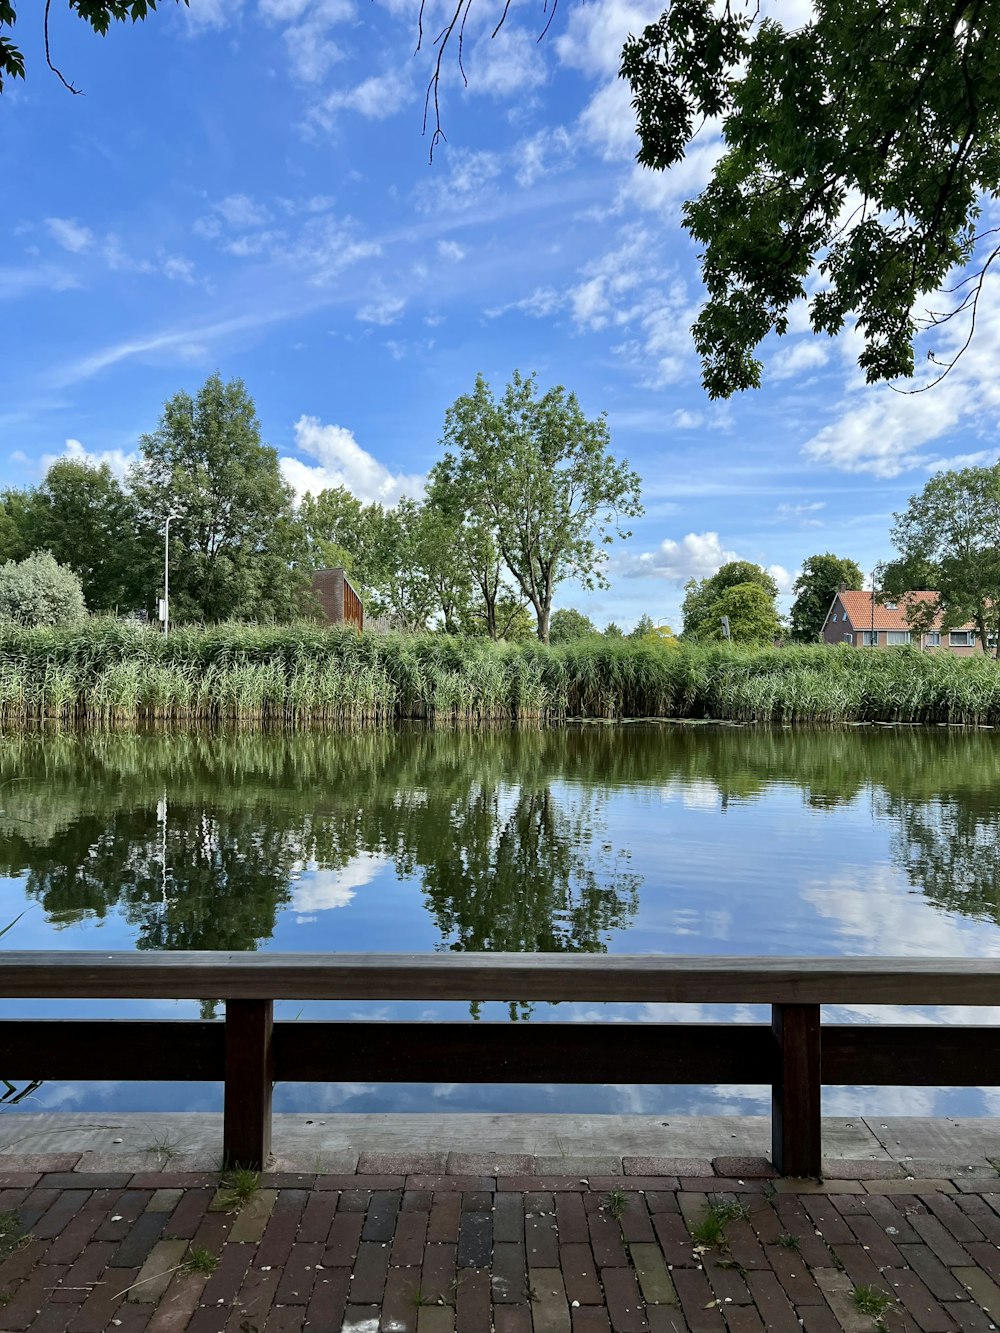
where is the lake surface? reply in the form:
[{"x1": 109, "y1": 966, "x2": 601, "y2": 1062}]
[{"x1": 1, "y1": 724, "x2": 998, "y2": 1119}]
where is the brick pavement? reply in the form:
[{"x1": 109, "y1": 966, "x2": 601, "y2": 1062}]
[{"x1": 0, "y1": 1155, "x2": 999, "y2": 1331}]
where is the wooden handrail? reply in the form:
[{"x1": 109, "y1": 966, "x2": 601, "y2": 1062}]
[
  {"x1": 1, "y1": 951, "x2": 997, "y2": 1176},
  {"x1": 0, "y1": 951, "x2": 998, "y2": 1003}
]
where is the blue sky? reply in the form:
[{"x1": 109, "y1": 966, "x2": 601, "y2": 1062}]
[{"x1": 2, "y1": 0, "x2": 998, "y2": 630}]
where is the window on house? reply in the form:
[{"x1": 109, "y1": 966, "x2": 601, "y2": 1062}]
[
  {"x1": 862, "y1": 630, "x2": 879, "y2": 646},
  {"x1": 924, "y1": 632, "x2": 941, "y2": 647},
  {"x1": 887, "y1": 631, "x2": 911, "y2": 646},
  {"x1": 950, "y1": 630, "x2": 973, "y2": 646},
  {"x1": 884, "y1": 601, "x2": 897, "y2": 610},
  {"x1": 843, "y1": 633, "x2": 853, "y2": 644}
]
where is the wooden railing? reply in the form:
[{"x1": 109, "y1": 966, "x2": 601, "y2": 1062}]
[{"x1": 0, "y1": 952, "x2": 997, "y2": 1176}]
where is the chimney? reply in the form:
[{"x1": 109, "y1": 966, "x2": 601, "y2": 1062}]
[{"x1": 838, "y1": 582, "x2": 846, "y2": 593}]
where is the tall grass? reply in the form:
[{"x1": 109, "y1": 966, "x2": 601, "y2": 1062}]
[{"x1": 0, "y1": 621, "x2": 997, "y2": 727}]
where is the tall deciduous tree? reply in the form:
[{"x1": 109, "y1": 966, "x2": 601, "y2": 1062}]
[
  {"x1": 620, "y1": 0, "x2": 1000, "y2": 395},
  {"x1": 31, "y1": 459, "x2": 144, "y2": 613},
  {"x1": 130, "y1": 373, "x2": 306, "y2": 624},
  {"x1": 682, "y1": 561, "x2": 778, "y2": 640},
  {"x1": 437, "y1": 371, "x2": 642, "y2": 643},
  {"x1": 891, "y1": 463, "x2": 1000, "y2": 657},
  {"x1": 790, "y1": 553, "x2": 864, "y2": 643},
  {"x1": 425, "y1": 464, "x2": 524, "y2": 640},
  {"x1": 549, "y1": 608, "x2": 598, "y2": 644},
  {"x1": 0, "y1": 488, "x2": 36, "y2": 566}
]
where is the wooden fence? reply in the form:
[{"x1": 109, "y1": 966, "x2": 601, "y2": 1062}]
[{"x1": 0, "y1": 953, "x2": 996, "y2": 1176}]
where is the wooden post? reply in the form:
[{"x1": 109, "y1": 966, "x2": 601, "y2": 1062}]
[
  {"x1": 772, "y1": 1003, "x2": 822, "y2": 1178},
  {"x1": 224, "y1": 999, "x2": 273, "y2": 1170}
]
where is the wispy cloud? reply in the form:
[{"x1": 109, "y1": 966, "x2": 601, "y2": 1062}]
[{"x1": 45, "y1": 218, "x2": 94, "y2": 253}]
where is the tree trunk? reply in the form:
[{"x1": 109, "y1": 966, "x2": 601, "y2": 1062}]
[{"x1": 536, "y1": 603, "x2": 550, "y2": 644}]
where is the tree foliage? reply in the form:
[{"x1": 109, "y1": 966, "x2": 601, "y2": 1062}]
[
  {"x1": 0, "y1": 1, "x2": 186, "y2": 95},
  {"x1": 436, "y1": 371, "x2": 642, "y2": 643},
  {"x1": 891, "y1": 462, "x2": 1000, "y2": 657},
  {"x1": 130, "y1": 373, "x2": 307, "y2": 624},
  {"x1": 549, "y1": 608, "x2": 598, "y2": 644},
  {"x1": 790, "y1": 553, "x2": 864, "y2": 643},
  {"x1": 32, "y1": 460, "x2": 144, "y2": 612},
  {"x1": 682, "y1": 560, "x2": 778, "y2": 640},
  {"x1": 0, "y1": 551, "x2": 87, "y2": 627},
  {"x1": 620, "y1": 0, "x2": 1000, "y2": 395},
  {"x1": 701, "y1": 582, "x2": 781, "y2": 645}
]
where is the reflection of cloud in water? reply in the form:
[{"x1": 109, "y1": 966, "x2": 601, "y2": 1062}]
[
  {"x1": 658, "y1": 779, "x2": 720, "y2": 811},
  {"x1": 293, "y1": 853, "x2": 389, "y2": 918},
  {"x1": 803, "y1": 866, "x2": 1000, "y2": 959}
]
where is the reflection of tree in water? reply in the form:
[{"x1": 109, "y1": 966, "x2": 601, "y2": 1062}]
[
  {"x1": 881, "y1": 792, "x2": 1000, "y2": 927},
  {"x1": 0, "y1": 730, "x2": 640, "y2": 956},
  {"x1": 5, "y1": 807, "x2": 296, "y2": 952},
  {"x1": 3, "y1": 722, "x2": 1000, "y2": 950},
  {"x1": 409, "y1": 784, "x2": 638, "y2": 953}
]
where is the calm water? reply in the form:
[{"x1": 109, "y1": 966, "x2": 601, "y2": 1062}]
[{"x1": 2, "y1": 724, "x2": 999, "y2": 1118}]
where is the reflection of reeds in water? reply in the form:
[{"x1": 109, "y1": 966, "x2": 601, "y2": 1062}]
[{"x1": 0, "y1": 621, "x2": 998, "y2": 726}]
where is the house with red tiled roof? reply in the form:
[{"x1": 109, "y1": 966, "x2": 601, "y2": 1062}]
[{"x1": 821, "y1": 589, "x2": 985, "y2": 654}]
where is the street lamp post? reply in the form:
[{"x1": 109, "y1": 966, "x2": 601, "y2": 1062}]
[{"x1": 163, "y1": 513, "x2": 176, "y2": 635}]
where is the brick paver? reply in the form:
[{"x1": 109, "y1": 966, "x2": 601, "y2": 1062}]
[{"x1": 0, "y1": 1157, "x2": 999, "y2": 1330}]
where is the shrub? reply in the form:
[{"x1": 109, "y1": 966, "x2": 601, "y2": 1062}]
[{"x1": 0, "y1": 552, "x2": 87, "y2": 628}]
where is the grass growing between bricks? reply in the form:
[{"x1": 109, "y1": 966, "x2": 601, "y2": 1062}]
[
  {"x1": 0, "y1": 1212, "x2": 27, "y2": 1260},
  {"x1": 689, "y1": 1200, "x2": 751, "y2": 1247},
  {"x1": 182, "y1": 1247, "x2": 219, "y2": 1276},
  {"x1": 852, "y1": 1282, "x2": 895, "y2": 1328},
  {"x1": 219, "y1": 1166, "x2": 261, "y2": 1210}
]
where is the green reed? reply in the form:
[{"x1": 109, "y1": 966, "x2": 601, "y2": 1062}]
[{"x1": 0, "y1": 621, "x2": 997, "y2": 727}]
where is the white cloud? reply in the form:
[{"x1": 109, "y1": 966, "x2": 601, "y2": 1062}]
[
  {"x1": 436, "y1": 240, "x2": 465, "y2": 262},
  {"x1": 486, "y1": 286, "x2": 562, "y2": 320},
  {"x1": 415, "y1": 148, "x2": 503, "y2": 215},
  {"x1": 621, "y1": 128, "x2": 727, "y2": 218},
  {"x1": 40, "y1": 438, "x2": 138, "y2": 480},
  {"x1": 555, "y1": 0, "x2": 665, "y2": 78},
  {"x1": 578, "y1": 78, "x2": 637, "y2": 162},
  {"x1": 50, "y1": 310, "x2": 287, "y2": 387},
  {"x1": 671, "y1": 410, "x2": 703, "y2": 429},
  {"x1": 514, "y1": 127, "x2": 574, "y2": 188},
  {"x1": 777, "y1": 501, "x2": 825, "y2": 518},
  {"x1": 216, "y1": 194, "x2": 272, "y2": 228},
  {"x1": 803, "y1": 387, "x2": 964, "y2": 478},
  {"x1": 309, "y1": 69, "x2": 412, "y2": 129},
  {"x1": 802, "y1": 270, "x2": 1000, "y2": 476},
  {"x1": 45, "y1": 218, "x2": 94, "y2": 253},
  {"x1": 161, "y1": 256, "x2": 197, "y2": 283},
  {"x1": 468, "y1": 25, "x2": 547, "y2": 99},
  {"x1": 258, "y1": 0, "x2": 312, "y2": 17},
  {"x1": 620, "y1": 531, "x2": 741, "y2": 582},
  {"x1": 771, "y1": 339, "x2": 830, "y2": 380},
  {"x1": 768, "y1": 564, "x2": 795, "y2": 596},
  {"x1": 280, "y1": 415, "x2": 425, "y2": 504},
  {"x1": 357, "y1": 295, "x2": 405, "y2": 325},
  {"x1": 258, "y1": 0, "x2": 353, "y2": 81},
  {"x1": 183, "y1": 0, "x2": 245, "y2": 28},
  {"x1": 0, "y1": 264, "x2": 78, "y2": 300}
]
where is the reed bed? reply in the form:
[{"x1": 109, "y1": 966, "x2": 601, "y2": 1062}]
[{"x1": 0, "y1": 621, "x2": 997, "y2": 727}]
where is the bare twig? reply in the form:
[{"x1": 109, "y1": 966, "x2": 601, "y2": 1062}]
[{"x1": 44, "y1": 0, "x2": 83, "y2": 94}]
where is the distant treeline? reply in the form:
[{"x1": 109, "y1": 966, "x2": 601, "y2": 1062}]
[{"x1": 0, "y1": 622, "x2": 998, "y2": 727}]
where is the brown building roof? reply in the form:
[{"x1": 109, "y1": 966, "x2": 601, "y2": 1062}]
[{"x1": 835, "y1": 590, "x2": 974, "y2": 632}]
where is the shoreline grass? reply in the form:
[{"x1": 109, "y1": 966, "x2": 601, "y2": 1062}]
[{"x1": 0, "y1": 620, "x2": 997, "y2": 727}]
